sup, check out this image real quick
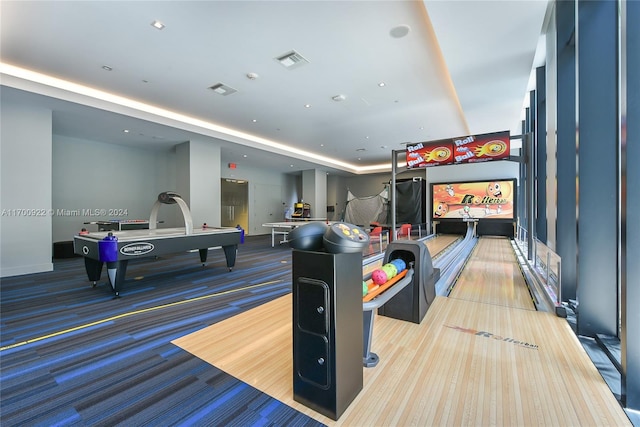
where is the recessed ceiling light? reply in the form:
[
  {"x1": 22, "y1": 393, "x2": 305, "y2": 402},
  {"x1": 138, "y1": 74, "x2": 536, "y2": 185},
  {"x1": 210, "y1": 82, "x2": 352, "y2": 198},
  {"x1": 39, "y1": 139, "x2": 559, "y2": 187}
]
[
  {"x1": 243, "y1": 154, "x2": 248, "y2": 158},
  {"x1": 102, "y1": 65, "x2": 112, "y2": 71},
  {"x1": 356, "y1": 148, "x2": 366, "y2": 152},
  {"x1": 246, "y1": 72, "x2": 259, "y2": 80},
  {"x1": 151, "y1": 20, "x2": 165, "y2": 30},
  {"x1": 252, "y1": 119, "x2": 258, "y2": 123},
  {"x1": 332, "y1": 94, "x2": 346, "y2": 102},
  {"x1": 378, "y1": 82, "x2": 386, "y2": 87},
  {"x1": 123, "y1": 129, "x2": 129, "y2": 133},
  {"x1": 390, "y1": 25, "x2": 410, "y2": 38},
  {"x1": 304, "y1": 104, "x2": 311, "y2": 108}
]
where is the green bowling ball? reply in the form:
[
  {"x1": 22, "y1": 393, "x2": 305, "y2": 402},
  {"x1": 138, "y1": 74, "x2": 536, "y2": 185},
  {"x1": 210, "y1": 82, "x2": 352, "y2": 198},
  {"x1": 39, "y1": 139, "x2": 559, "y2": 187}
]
[{"x1": 382, "y1": 263, "x2": 397, "y2": 279}]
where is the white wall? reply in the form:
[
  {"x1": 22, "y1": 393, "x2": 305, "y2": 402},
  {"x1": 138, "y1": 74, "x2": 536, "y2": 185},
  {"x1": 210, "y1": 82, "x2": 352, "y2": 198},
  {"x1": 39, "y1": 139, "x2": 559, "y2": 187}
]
[
  {"x1": 220, "y1": 163, "x2": 293, "y2": 235},
  {"x1": 190, "y1": 140, "x2": 221, "y2": 227},
  {"x1": 327, "y1": 174, "x2": 346, "y2": 221},
  {"x1": 176, "y1": 140, "x2": 222, "y2": 227},
  {"x1": 51, "y1": 135, "x2": 176, "y2": 242},
  {"x1": 1, "y1": 101, "x2": 53, "y2": 277},
  {"x1": 302, "y1": 169, "x2": 327, "y2": 219}
]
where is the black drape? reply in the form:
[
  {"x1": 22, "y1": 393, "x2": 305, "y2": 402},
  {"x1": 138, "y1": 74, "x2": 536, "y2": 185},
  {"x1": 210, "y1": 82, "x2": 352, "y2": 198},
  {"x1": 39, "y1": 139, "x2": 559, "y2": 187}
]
[{"x1": 395, "y1": 180, "x2": 425, "y2": 224}]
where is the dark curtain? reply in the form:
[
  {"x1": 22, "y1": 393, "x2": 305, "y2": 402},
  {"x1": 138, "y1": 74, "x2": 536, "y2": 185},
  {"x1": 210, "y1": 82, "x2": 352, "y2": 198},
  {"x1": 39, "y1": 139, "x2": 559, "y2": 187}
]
[{"x1": 395, "y1": 180, "x2": 425, "y2": 224}]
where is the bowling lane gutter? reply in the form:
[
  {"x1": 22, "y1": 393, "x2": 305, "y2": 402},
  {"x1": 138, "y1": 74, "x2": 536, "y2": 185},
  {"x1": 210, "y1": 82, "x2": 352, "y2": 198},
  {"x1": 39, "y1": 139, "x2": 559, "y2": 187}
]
[{"x1": 433, "y1": 227, "x2": 478, "y2": 296}]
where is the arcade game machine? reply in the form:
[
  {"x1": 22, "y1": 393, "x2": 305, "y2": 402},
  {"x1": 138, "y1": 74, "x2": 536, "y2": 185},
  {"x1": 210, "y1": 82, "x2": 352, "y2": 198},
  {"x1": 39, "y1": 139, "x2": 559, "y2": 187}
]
[{"x1": 291, "y1": 202, "x2": 311, "y2": 219}]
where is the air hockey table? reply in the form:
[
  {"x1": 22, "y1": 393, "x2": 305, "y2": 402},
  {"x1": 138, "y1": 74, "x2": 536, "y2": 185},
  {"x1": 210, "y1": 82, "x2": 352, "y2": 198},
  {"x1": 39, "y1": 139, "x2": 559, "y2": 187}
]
[{"x1": 74, "y1": 192, "x2": 241, "y2": 297}]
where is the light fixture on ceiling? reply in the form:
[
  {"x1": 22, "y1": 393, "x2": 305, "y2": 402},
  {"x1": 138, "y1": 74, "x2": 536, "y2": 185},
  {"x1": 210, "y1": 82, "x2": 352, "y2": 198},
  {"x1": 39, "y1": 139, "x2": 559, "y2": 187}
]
[
  {"x1": 378, "y1": 82, "x2": 386, "y2": 87},
  {"x1": 246, "y1": 72, "x2": 259, "y2": 80},
  {"x1": 151, "y1": 20, "x2": 165, "y2": 30},
  {"x1": 102, "y1": 65, "x2": 112, "y2": 71},
  {"x1": 356, "y1": 148, "x2": 366, "y2": 152},
  {"x1": 390, "y1": 25, "x2": 410, "y2": 38},
  {"x1": 252, "y1": 119, "x2": 258, "y2": 123},
  {"x1": 208, "y1": 83, "x2": 237, "y2": 96},
  {"x1": 332, "y1": 94, "x2": 346, "y2": 102},
  {"x1": 275, "y1": 50, "x2": 309, "y2": 70},
  {"x1": 304, "y1": 104, "x2": 311, "y2": 108}
]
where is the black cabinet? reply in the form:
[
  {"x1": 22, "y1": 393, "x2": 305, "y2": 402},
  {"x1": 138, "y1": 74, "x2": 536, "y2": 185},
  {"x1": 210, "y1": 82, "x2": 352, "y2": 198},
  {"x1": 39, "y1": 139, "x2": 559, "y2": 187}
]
[{"x1": 292, "y1": 250, "x2": 363, "y2": 420}]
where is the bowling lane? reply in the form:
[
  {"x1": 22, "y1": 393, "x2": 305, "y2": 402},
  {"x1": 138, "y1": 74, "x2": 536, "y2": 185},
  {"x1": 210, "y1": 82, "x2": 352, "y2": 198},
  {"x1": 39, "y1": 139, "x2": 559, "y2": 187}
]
[
  {"x1": 173, "y1": 234, "x2": 631, "y2": 426},
  {"x1": 448, "y1": 236, "x2": 535, "y2": 310},
  {"x1": 362, "y1": 234, "x2": 461, "y2": 276}
]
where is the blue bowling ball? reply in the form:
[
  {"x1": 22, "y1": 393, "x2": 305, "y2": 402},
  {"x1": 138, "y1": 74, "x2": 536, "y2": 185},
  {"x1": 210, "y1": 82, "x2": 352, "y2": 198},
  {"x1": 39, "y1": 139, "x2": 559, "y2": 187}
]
[{"x1": 390, "y1": 258, "x2": 406, "y2": 272}]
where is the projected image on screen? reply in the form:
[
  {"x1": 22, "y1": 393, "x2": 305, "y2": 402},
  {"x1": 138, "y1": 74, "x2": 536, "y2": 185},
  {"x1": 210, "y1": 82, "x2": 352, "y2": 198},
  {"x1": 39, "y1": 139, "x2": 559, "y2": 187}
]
[{"x1": 431, "y1": 179, "x2": 516, "y2": 221}]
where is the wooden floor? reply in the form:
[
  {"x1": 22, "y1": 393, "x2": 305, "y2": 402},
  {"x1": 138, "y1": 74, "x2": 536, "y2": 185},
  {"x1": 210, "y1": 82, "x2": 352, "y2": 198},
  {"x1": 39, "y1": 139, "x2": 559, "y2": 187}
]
[
  {"x1": 449, "y1": 236, "x2": 535, "y2": 310},
  {"x1": 173, "y1": 236, "x2": 631, "y2": 426}
]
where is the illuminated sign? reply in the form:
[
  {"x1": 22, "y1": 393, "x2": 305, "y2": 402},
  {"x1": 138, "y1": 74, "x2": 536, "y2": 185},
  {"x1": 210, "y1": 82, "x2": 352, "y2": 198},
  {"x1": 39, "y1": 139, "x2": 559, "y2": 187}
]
[
  {"x1": 431, "y1": 179, "x2": 516, "y2": 221},
  {"x1": 406, "y1": 130, "x2": 510, "y2": 169}
]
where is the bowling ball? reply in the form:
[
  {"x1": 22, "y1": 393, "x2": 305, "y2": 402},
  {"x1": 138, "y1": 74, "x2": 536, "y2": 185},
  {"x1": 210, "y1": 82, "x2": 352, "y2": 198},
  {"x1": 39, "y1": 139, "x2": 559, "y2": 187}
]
[
  {"x1": 390, "y1": 258, "x2": 406, "y2": 272},
  {"x1": 371, "y1": 268, "x2": 388, "y2": 285},
  {"x1": 382, "y1": 263, "x2": 397, "y2": 279},
  {"x1": 363, "y1": 281, "x2": 368, "y2": 296},
  {"x1": 288, "y1": 222, "x2": 329, "y2": 251}
]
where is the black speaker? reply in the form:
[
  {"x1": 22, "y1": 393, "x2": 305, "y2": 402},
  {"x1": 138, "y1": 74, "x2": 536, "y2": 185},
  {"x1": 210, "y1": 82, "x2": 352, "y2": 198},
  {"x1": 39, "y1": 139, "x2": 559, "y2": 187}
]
[{"x1": 292, "y1": 250, "x2": 363, "y2": 420}]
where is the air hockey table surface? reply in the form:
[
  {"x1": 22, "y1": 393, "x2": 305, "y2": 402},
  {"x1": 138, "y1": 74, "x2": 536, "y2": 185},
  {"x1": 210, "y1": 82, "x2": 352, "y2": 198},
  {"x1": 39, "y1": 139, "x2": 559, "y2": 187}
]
[
  {"x1": 74, "y1": 226, "x2": 241, "y2": 296},
  {"x1": 78, "y1": 226, "x2": 236, "y2": 241},
  {"x1": 74, "y1": 226, "x2": 241, "y2": 259}
]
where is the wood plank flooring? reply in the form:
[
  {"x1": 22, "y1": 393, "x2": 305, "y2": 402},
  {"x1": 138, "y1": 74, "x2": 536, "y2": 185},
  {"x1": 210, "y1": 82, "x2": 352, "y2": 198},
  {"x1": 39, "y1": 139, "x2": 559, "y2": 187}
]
[
  {"x1": 449, "y1": 236, "x2": 535, "y2": 310},
  {"x1": 173, "y1": 236, "x2": 631, "y2": 426}
]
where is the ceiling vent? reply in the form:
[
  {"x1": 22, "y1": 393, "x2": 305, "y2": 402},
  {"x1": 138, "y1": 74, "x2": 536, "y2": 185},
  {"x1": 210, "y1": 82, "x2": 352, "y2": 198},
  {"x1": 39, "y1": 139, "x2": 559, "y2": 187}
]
[
  {"x1": 208, "y1": 83, "x2": 237, "y2": 96},
  {"x1": 275, "y1": 50, "x2": 309, "y2": 70}
]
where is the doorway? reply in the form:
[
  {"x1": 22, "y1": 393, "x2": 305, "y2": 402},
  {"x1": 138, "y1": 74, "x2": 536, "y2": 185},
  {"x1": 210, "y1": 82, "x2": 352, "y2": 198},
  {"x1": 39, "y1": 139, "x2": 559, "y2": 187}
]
[{"x1": 221, "y1": 178, "x2": 249, "y2": 234}]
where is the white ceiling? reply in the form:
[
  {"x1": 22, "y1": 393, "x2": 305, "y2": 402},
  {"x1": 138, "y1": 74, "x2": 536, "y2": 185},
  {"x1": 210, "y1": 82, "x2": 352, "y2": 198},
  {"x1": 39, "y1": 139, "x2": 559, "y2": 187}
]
[{"x1": 0, "y1": 0, "x2": 551, "y2": 176}]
